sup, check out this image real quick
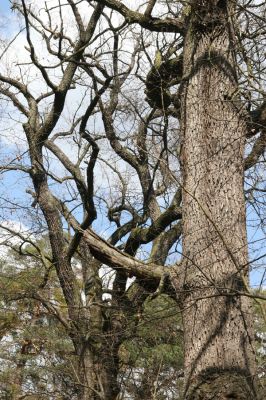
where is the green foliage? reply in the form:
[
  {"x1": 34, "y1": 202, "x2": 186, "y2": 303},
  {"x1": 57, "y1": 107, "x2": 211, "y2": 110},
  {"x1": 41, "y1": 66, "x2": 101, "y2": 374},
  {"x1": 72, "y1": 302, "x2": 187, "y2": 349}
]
[
  {"x1": 120, "y1": 295, "x2": 184, "y2": 398},
  {"x1": 1, "y1": 238, "x2": 265, "y2": 400},
  {"x1": 0, "y1": 243, "x2": 77, "y2": 399},
  {"x1": 1, "y1": 243, "x2": 185, "y2": 399}
]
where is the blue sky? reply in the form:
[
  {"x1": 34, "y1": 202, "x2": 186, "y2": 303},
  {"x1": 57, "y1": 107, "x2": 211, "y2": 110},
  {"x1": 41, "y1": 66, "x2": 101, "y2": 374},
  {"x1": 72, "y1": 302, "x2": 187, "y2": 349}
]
[{"x1": 0, "y1": 0, "x2": 11, "y2": 15}]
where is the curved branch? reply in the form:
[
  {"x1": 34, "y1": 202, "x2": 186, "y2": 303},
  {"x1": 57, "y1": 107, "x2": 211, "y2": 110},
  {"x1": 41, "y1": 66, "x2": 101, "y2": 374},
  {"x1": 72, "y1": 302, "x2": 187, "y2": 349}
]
[
  {"x1": 38, "y1": 3, "x2": 104, "y2": 142},
  {"x1": 93, "y1": 0, "x2": 185, "y2": 33},
  {"x1": 245, "y1": 131, "x2": 266, "y2": 170},
  {"x1": 60, "y1": 203, "x2": 164, "y2": 283},
  {"x1": 124, "y1": 203, "x2": 182, "y2": 255},
  {"x1": 247, "y1": 99, "x2": 266, "y2": 138},
  {"x1": 82, "y1": 228, "x2": 163, "y2": 282}
]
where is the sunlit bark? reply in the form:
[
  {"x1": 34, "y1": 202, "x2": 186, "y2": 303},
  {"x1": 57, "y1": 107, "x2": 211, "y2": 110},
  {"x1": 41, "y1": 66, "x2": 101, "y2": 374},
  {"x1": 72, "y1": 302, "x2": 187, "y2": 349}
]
[{"x1": 178, "y1": 1, "x2": 258, "y2": 398}]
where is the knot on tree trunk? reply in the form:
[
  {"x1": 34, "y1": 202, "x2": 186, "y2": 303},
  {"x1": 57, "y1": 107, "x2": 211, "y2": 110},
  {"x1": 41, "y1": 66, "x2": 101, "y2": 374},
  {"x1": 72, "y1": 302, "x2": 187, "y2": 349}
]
[
  {"x1": 145, "y1": 53, "x2": 182, "y2": 109},
  {"x1": 191, "y1": 0, "x2": 228, "y2": 34},
  {"x1": 185, "y1": 369, "x2": 257, "y2": 400}
]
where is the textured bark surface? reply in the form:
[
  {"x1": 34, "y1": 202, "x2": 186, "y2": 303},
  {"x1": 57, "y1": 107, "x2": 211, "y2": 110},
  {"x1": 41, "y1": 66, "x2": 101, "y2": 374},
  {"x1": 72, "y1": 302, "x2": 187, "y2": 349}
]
[{"x1": 177, "y1": 1, "x2": 258, "y2": 399}]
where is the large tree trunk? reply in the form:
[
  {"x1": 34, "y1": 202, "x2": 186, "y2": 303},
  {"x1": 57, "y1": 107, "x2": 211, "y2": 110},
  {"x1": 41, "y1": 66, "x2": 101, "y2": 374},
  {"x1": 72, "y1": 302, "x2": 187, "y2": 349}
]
[{"x1": 178, "y1": 1, "x2": 258, "y2": 399}]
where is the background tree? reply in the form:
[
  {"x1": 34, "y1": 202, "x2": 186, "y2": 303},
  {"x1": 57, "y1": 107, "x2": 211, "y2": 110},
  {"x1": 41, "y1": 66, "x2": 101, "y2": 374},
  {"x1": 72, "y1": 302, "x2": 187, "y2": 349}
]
[
  {"x1": 0, "y1": 0, "x2": 265, "y2": 399},
  {"x1": 0, "y1": 242, "x2": 184, "y2": 399}
]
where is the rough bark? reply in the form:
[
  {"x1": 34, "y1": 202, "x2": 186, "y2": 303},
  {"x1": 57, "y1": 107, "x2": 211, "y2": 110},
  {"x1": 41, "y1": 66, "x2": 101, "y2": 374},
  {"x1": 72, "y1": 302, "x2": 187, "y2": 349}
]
[{"x1": 176, "y1": 1, "x2": 258, "y2": 399}]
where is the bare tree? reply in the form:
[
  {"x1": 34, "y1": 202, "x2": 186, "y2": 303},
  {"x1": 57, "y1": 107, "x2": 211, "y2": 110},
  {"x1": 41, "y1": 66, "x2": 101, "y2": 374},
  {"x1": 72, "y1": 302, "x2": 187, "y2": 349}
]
[{"x1": 0, "y1": 0, "x2": 266, "y2": 399}]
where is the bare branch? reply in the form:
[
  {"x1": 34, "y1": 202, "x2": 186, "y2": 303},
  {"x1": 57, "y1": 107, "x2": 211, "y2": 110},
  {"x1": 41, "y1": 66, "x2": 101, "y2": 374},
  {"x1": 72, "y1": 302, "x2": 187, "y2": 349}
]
[{"x1": 92, "y1": 0, "x2": 185, "y2": 33}]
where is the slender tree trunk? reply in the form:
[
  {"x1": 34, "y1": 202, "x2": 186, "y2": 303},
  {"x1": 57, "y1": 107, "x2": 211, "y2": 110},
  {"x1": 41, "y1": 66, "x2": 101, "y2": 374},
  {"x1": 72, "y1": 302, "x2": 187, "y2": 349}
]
[
  {"x1": 76, "y1": 346, "x2": 99, "y2": 400},
  {"x1": 76, "y1": 241, "x2": 121, "y2": 400},
  {"x1": 13, "y1": 354, "x2": 26, "y2": 400},
  {"x1": 99, "y1": 345, "x2": 120, "y2": 400},
  {"x1": 76, "y1": 344, "x2": 120, "y2": 400},
  {"x1": 177, "y1": 1, "x2": 258, "y2": 399}
]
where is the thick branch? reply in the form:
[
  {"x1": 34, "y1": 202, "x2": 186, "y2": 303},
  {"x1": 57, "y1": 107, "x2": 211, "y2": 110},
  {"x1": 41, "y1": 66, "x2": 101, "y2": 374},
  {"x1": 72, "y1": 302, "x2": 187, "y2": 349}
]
[
  {"x1": 124, "y1": 202, "x2": 182, "y2": 255},
  {"x1": 247, "y1": 100, "x2": 266, "y2": 138},
  {"x1": 245, "y1": 131, "x2": 266, "y2": 170},
  {"x1": 150, "y1": 221, "x2": 182, "y2": 265},
  {"x1": 61, "y1": 206, "x2": 164, "y2": 283},
  {"x1": 82, "y1": 228, "x2": 163, "y2": 282},
  {"x1": 144, "y1": 0, "x2": 157, "y2": 17},
  {"x1": 93, "y1": 0, "x2": 184, "y2": 33}
]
